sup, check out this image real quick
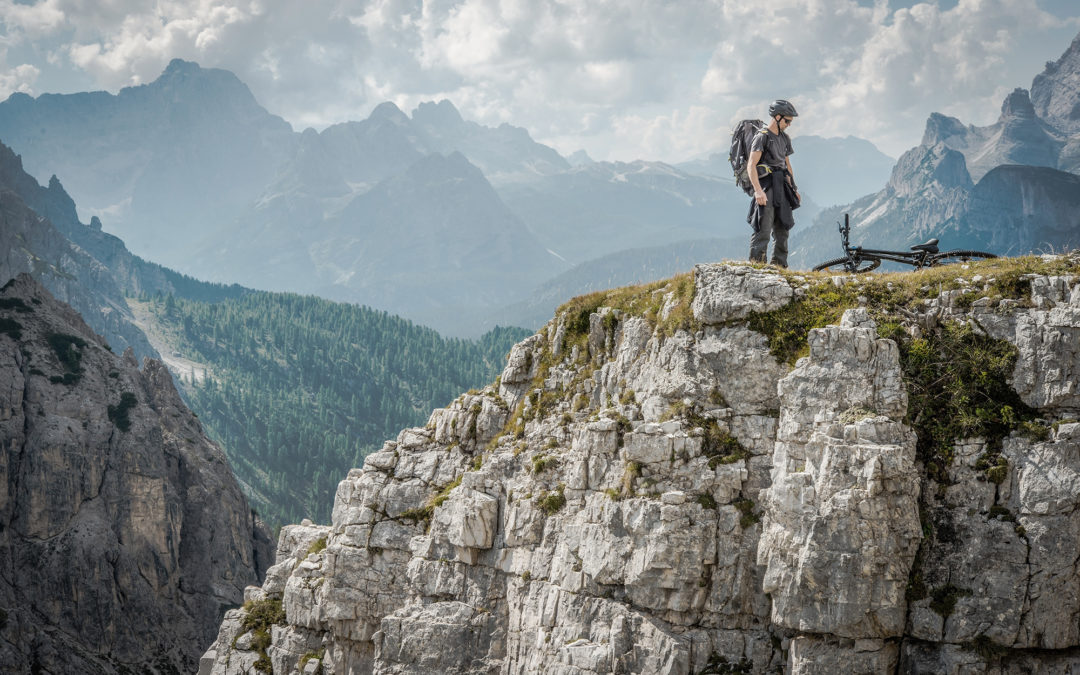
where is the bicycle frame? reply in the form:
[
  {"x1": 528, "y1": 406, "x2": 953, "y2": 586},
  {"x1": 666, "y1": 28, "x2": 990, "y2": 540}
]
[
  {"x1": 815, "y1": 213, "x2": 995, "y2": 273},
  {"x1": 835, "y1": 214, "x2": 936, "y2": 269}
]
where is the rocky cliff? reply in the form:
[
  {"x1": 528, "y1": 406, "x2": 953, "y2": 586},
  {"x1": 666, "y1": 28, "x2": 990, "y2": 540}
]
[
  {"x1": 0, "y1": 274, "x2": 273, "y2": 673},
  {"x1": 203, "y1": 257, "x2": 1080, "y2": 673}
]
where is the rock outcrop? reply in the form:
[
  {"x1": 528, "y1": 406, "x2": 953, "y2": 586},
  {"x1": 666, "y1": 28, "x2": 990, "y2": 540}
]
[
  {"x1": 0, "y1": 274, "x2": 273, "y2": 673},
  {"x1": 204, "y1": 259, "x2": 1080, "y2": 673}
]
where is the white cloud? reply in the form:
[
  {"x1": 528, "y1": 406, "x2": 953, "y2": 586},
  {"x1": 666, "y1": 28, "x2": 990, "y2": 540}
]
[
  {"x1": 0, "y1": 60, "x2": 39, "y2": 97},
  {"x1": 0, "y1": 0, "x2": 65, "y2": 37},
  {"x1": 701, "y1": 0, "x2": 1078, "y2": 157},
  {"x1": 0, "y1": 0, "x2": 1077, "y2": 162}
]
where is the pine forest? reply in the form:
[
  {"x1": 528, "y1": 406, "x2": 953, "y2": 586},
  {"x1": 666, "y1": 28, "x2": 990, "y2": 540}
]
[{"x1": 138, "y1": 291, "x2": 530, "y2": 529}]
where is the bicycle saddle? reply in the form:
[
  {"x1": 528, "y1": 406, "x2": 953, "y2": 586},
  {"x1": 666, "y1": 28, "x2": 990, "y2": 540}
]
[{"x1": 910, "y1": 239, "x2": 939, "y2": 254}]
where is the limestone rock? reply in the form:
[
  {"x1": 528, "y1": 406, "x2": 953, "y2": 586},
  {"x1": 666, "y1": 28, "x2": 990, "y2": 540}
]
[
  {"x1": 760, "y1": 311, "x2": 921, "y2": 638},
  {"x1": 691, "y1": 263, "x2": 794, "y2": 323},
  {"x1": 202, "y1": 261, "x2": 1080, "y2": 674}
]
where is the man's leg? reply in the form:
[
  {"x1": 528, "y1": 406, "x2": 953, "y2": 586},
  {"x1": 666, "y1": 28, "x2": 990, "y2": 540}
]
[
  {"x1": 770, "y1": 221, "x2": 789, "y2": 268},
  {"x1": 749, "y1": 205, "x2": 775, "y2": 263}
]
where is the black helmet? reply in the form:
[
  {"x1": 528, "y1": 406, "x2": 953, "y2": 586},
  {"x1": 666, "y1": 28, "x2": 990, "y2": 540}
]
[{"x1": 768, "y1": 99, "x2": 798, "y2": 118}]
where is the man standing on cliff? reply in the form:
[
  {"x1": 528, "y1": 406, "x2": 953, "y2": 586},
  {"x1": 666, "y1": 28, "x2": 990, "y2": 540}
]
[{"x1": 747, "y1": 100, "x2": 801, "y2": 268}]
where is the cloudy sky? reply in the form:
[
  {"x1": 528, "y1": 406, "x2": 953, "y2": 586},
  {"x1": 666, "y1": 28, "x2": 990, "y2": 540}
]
[{"x1": 1, "y1": 0, "x2": 1078, "y2": 162}]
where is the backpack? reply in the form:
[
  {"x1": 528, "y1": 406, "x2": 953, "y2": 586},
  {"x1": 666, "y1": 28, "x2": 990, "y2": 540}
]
[{"x1": 728, "y1": 119, "x2": 764, "y2": 195}]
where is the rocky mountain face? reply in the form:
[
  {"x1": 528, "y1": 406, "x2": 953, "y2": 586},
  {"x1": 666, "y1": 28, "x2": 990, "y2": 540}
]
[
  {"x1": 0, "y1": 142, "x2": 157, "y2": 358},
  {"x1": 0, "y1": 274, "x2": 273, "y2": 673},
  {"x1": 202, "y1": 258, "x2": 1080, "y2": 673},
  {"x1": 1031, "y1": 32, "x2": 1080, "y2": 139},
  {"x1": 791, "y1": 30, "x2": 1080, "y2": 270},
  {"x1": 0, "y1": 138, "x2": 248, "y2": 360}
]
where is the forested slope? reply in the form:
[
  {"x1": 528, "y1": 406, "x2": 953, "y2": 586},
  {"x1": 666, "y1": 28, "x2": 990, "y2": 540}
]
[{"x1": 136, "y1": 291, "x2": 529, "y2": 527}]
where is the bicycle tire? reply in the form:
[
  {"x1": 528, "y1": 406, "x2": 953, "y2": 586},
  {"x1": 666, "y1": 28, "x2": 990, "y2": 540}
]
[
  {"x1": 812, "y1": 256, "x2": 882, "y2": 273},
  {"x1": 928, "y1": 250, "x2": 997, "y2": 267}
]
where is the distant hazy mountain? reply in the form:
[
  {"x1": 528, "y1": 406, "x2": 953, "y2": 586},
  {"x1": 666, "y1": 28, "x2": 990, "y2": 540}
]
[
  {"x1": 310, "y1": 152, "x2": 561, "y2": 327},
  {"x1": 412, "y1": 99, "x2": 571, "y2": 181},
  {"x1": 676, "y1": 134, "x2": 894, "y2": 209},
  {"x1": 0, "y1": 138, "x2": 252, "y2": 358},
  {"x1": 0, "y1": 58, "x2": 898, "y2": 334},
  {"x1": 0, "y1": 59, "x2": 297, "y2": 268},
  {"x1": 498, "y1": 160, "x2": 746, "y2": 265},
  {"x1": 789, "y1": 31, "x2": 1080, "y2": 269},
  {"x1": 490, "y1": 235, "x2": 746, "y2": 330},
  {"x1": 193, "y1": 150, "x2": 562, "y2": 335},
  {"x1": 567, "y1": 149, "x2": 594, "y2": 166}
]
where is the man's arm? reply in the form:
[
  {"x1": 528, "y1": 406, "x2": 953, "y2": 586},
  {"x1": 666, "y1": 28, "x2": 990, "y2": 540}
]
[
  {"x1": 786, "y1": 155, "x2": 800, "y2": 201},
  {"x1": 748, "y1": 149, "x2": 766, "y2": 206}
]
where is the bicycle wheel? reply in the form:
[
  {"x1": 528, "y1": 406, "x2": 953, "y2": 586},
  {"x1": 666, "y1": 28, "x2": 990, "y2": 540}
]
[
  {"x1": 929, "y1": 250, "x2": 997, "y2": 267},
  {"x1": 812, "y1": 256, "x2": 881, "y2": 273}
]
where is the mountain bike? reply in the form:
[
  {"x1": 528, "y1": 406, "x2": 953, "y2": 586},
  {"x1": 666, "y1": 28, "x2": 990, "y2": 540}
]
[{"x1": 812, "y1": 214, "x2": 997, "y2": 273}]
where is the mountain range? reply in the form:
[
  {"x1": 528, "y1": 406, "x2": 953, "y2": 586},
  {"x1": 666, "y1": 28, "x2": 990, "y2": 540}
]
[
  {"x1": 791, "y1": 33, "x2": 1080, "y2": 268},
  {"x1": 0, "y1": 133, "x2": 527, "y2": 529},
  {"x1": 0, "y1": 59, "x2": 894, "y2": 335}
]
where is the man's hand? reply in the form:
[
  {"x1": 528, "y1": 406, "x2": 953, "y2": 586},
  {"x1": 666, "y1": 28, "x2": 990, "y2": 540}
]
[{"x1": 754, "y1": 189, "x2": 767, "y2": 206}]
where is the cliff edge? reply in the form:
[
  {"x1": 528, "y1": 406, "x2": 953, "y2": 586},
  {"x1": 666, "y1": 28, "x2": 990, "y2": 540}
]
[{"x1": 204, "y1": 258, "x2": 1080, "y2": 674}]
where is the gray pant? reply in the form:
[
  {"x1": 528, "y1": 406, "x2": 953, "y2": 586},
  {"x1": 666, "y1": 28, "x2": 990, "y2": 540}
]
[{"x1": 749, "y1": 204, "x2": 789, "y2": 268}]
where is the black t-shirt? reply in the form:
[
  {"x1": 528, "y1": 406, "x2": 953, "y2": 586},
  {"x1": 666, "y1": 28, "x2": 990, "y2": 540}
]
[{"x1": 750, "y1": 129, "x2": 793, "y2": 171}]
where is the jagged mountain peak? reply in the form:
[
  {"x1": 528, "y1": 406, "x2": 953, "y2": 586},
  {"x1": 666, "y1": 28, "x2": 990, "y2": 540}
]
[
  {"x1": 921, "y1": 112, "x2": 970, "y2": 147},
  {"x1": 1001, "y1": 87, "x2": 1037, "y2": 120},
  {"x1": 370, "y1": 100, "x2": 410, "y2": 125},
  {"x1": 568, "y1": 149, "x2": 594, "y2": 166},
  {"x1": 888, "y1": 141, "x2": 973, "y2": 197},
  {"x1": 412, "y1": 99, "x2": 466, "y2": 130},
  {"x1": 121, "y1": 58, "x2": 267, "y2": 113},
  {"x1": 1038, "y1": 30, "x2": 1080, "y2": 79},
  {"x1": 161, "y1": 56, "x2": 202, "y2": 78}
]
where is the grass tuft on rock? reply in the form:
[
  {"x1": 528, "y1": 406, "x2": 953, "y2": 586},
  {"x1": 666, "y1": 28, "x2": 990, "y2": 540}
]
[
  {"x1": 878, "y1": 320, "x2": 1039, "y2": 483},
  {"x1": 306, "y1": 536, "x2": 327, "y2": 557},
  {"x1": 240, "y1": 596, "x2": 287, "y2": 672},
  {"x1": 399, "y1": 475, "x2": 463, "y2": 529},
  {"x1": 536, "y1": 484, "x2": 567, "y2": 516},
  {"x1": 555, "y1": 272, "x2": 697, "y2": 347}
]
